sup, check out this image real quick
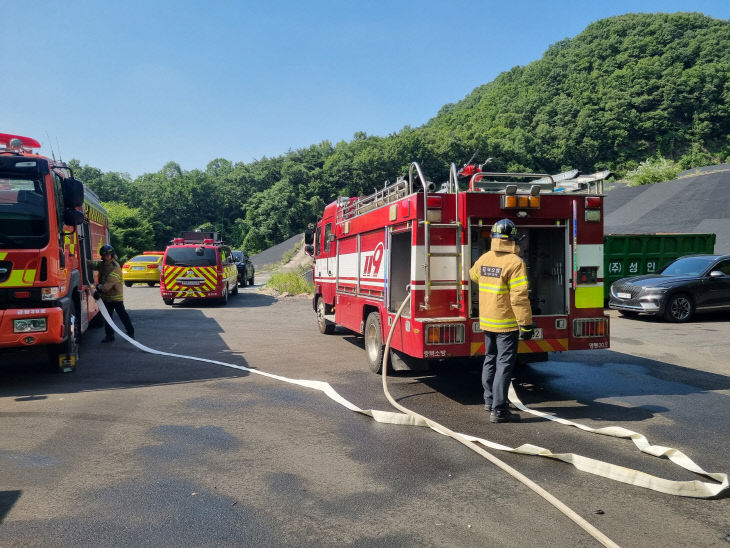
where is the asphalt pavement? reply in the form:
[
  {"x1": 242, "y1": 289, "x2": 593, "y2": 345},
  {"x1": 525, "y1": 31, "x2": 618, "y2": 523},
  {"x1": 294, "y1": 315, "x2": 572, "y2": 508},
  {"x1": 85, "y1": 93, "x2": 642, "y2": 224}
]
[{"x1": 0, "y1": 285, "x2": 728, "y2": 547}]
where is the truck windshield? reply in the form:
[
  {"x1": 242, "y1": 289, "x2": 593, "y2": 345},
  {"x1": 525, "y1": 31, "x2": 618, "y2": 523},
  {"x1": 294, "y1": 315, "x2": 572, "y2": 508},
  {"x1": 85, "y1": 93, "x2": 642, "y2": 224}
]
[
  {"x1": 0, "y1": 175, "x2": 48, "y2": 249},
  {"x1": 661, "y1": 256, "x2": 715, "y2": 276},
  {"x1": 164, "y1": 247, "x2": 217, "y2": 267}
]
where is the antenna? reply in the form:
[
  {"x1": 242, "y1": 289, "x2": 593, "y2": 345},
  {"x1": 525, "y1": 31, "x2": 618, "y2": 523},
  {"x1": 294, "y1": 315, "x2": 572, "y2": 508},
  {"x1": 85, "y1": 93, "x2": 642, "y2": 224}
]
[
  {"x1": 45, "y1": 131, "x2": 56, "y2": 161},
  {"x1": 56, "y1": 136, "x2": 62, "y2": 163}
]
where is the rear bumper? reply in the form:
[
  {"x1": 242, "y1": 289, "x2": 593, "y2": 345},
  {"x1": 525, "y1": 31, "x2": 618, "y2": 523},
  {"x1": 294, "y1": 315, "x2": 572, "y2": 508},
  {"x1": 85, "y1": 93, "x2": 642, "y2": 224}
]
[
  {"x1": 0, "y1": 306, "x2": 65, "y2": 347},
  {"x1": 160, "y1": 289, "x2": 223, "y2": 299},
  {"x1": 123, "y1": 271, "x2": 160, "y2": 283}
]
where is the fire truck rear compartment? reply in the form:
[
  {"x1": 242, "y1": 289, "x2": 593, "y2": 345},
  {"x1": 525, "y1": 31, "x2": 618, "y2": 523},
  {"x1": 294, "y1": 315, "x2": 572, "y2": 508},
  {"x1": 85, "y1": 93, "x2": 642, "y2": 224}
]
[
  {"x1": 388, "y1": 231, "x2": 411, "y2": 315},
  {"x1": 470, "y1": 225, "x2": 567, "y2": 317}
]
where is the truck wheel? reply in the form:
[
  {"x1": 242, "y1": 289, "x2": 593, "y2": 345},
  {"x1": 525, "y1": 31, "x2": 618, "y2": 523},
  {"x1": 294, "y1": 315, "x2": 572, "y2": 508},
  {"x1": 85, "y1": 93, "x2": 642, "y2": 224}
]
[
  {"x1": 316, "y1": 298, "x2": 335, "y2": 335},
  {"x1": 47, "y1": 308, "x2": 79, "y2": 373},
  {"x1": 220, "y1": 284, "x2": 229, "y2": 305},
  {"x1": 231, "y1": 281, "x2": 238, "y2": 295},
  {"x1": 163, "y1": 298, "x2": 174, "y2": 306},
  {"x1": 248, "y1": 274, "x2": 254, "y2": 286},
  {"x1": 147, "y1": 282, "x2": 155, "y2": 287},
  {"x1": 664, "y1": 293, "x2": 694, "y2": 322},
  {"x1": 364, "y1": 312, "x2": 384, "y2": 374},
  {"x1": 125, "y1": 281, "x2": 133, "y2": 287}
]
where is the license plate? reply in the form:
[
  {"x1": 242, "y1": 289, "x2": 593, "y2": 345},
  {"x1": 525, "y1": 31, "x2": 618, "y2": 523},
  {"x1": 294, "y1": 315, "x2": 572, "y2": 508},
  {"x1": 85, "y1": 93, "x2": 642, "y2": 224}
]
[
  {"x1": 533, "y1": 327, "x2": 543, "y2": 339},
  {"x1": 132, "y1": 266, "x2": 145, "y2": 270},
  {"x1": 617, "y1": 292, "x2": 631, "y2": 299}
]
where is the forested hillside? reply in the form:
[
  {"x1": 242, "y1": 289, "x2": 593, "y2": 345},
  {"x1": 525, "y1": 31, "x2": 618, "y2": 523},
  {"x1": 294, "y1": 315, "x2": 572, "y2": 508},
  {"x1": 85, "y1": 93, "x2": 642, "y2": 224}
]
[{"x1": 71, "y1": 12, "x2": 730, "y2": 259}]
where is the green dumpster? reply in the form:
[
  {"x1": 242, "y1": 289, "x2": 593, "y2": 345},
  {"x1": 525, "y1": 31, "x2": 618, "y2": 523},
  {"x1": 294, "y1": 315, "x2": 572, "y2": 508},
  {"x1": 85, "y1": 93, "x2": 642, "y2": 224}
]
[{"x1": 604, "y1": 233, "x2": 716, "y2": 300}]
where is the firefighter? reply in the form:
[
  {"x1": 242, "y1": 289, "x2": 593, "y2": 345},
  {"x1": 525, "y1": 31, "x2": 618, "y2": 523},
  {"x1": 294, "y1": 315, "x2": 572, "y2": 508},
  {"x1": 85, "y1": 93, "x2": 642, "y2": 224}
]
[
  {"x1": 469, "y1": 219, "x2": 534, "y2": 423},
  {"x1": 88, "y1": 244, "x2": 134, "y2": 343}
]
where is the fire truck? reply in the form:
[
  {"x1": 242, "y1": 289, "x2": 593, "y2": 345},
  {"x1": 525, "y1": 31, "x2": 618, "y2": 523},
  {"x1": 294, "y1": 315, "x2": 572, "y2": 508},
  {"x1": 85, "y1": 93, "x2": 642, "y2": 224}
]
[
  {"x1": 0, "y1": 133, "x2": 110, "y2": 372},
  {"x1": 306, "y1": 161, "x2": 610, "y2": 373}
]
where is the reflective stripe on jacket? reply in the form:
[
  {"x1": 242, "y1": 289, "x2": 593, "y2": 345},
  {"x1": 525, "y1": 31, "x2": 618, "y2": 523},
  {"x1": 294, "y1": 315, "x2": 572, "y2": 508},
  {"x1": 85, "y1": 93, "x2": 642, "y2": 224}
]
[
  {"x1": 88, "y1": 259, "x2": 125, "y2": 302},
  {"x1": 468, "y1": 238, "x2": 532, "y2": 333}
]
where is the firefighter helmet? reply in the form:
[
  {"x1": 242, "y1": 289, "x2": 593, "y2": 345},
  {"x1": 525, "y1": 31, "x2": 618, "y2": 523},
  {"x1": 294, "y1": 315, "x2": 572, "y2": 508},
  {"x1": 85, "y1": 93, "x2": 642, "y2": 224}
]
[
  {"x1": 491, "y1": 219, "x2": 517, "y2": 240},
  {"x1": 99, "y1": 244, "x2": 115, "y2": 256}
]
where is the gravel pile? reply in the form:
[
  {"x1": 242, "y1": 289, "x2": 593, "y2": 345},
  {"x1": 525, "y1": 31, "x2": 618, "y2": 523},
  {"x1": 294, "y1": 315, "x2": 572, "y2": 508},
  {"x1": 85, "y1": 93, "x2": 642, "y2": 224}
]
[
  {"x1": 250, "y1": 233, "x2": 303, "y2": 269},
  {"x1": 604, "y1": 164, "x2": 730, "y2": 254}
]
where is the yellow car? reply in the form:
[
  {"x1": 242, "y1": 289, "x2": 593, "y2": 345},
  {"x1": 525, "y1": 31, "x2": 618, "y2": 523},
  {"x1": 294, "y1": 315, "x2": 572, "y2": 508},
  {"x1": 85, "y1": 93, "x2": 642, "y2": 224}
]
[{"x1": 122, "y1": 252, "x2": 163, "y2": 286}]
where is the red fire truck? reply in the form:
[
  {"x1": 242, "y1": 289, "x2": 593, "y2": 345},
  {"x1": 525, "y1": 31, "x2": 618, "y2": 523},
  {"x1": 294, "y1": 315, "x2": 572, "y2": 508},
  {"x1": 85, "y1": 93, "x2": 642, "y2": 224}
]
[
  {"x1": 0, "y1": 133, "x2": 110, "y2": 372},
  {"x1": 306, "y1": 161, "x2": 610, "y2": 373}
]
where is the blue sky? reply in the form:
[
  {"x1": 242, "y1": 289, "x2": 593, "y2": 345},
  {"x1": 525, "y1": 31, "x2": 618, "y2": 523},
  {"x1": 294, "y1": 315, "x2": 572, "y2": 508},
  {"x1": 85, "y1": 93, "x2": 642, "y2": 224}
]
[{"x1": 5, "y1": 1, "x2": 728, "y2": 178}]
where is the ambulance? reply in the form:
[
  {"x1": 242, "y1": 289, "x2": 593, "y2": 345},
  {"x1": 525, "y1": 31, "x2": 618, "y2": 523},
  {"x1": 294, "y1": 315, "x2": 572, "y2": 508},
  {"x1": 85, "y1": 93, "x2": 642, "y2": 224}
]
[{"x1": 160, "y1": 232, "x2": 238, "y2": 305}]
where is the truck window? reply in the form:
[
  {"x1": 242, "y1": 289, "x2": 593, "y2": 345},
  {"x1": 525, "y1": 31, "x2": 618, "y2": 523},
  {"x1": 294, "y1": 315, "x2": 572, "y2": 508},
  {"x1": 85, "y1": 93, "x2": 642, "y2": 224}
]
[
  {"x1": 315, "y1": 225, "x2": 321, "y2": 256},
  {"x1": 165, "y1": 247, "x2": 217, "y2": 267},
  {"x1": 324, "y1": 223, "x2": 332, "y2": 252},
  {"x1": 0, "y1": 174, "x2": 49, "y2": 248}
]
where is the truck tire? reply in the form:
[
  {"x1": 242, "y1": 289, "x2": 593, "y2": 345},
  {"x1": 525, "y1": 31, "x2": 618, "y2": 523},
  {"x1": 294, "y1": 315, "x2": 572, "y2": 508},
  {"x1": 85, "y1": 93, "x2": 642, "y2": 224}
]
[
  {"x1": 316, "y1": 298, "x2": 335, "y2": 335},
  {"x1": 147, "y1": 282, "x2": 155, "y2": 287},
  {"x1": 163, "y1": 298, "x2": 174, "y2": 306},
  {"x1": 47, "y1": 307, "x2": 79, "y2": 373},
  {"x1": 248, "y1": 273, "x2": 254, "y2": 286},
  {"x1": 364, "y1": 312, "x2": 385, "y2": 374},
  {"x1": 231, "y1": 281, "x2": 238, "y2": 295},
  {"x1": 125, "y1": 281, "x2": 133, "y2": 287},
  {"x1": 219, "y1": 284, "x2": 229, "y2": 305}
]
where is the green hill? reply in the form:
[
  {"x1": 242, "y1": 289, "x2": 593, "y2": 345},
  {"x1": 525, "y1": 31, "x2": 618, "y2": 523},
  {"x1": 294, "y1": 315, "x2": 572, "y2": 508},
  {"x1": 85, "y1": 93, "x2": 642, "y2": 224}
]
[{"x1": 73, "y1": 12, "x2": 730, "y2": 256}]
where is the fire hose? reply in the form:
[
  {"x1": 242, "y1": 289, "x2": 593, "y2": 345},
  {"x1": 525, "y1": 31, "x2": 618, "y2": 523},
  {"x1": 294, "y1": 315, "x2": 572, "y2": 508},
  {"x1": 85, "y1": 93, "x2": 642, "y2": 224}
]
[{"x1": 96, "y1": 299, "x2": 727, "y2": 543}]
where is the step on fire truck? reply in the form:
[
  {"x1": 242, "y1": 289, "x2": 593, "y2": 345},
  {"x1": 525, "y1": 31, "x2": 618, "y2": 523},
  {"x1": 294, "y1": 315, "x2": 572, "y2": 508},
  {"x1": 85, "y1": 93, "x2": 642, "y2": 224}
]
[
  {"x1": 305, "y1": 161, "x2": 610, "y2": 373},
  {"x1": 0, "y1": 133, "x2": 110, "y2": 372}
]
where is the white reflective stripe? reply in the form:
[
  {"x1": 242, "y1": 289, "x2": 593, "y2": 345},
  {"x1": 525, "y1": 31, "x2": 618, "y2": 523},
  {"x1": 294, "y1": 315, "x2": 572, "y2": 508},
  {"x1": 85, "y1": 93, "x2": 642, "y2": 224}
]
[{"x1": 98, "y1": 301, "x2": 728, "y2": 499}]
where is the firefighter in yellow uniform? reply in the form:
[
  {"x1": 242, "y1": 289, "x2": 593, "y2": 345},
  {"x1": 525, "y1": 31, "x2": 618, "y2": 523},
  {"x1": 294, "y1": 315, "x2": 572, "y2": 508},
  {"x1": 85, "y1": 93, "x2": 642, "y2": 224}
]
[
  {"x1": 469, "y1": 219, "x2": 534, "y2": 423},
  {"x1": 88, "y1": 244, "x2": 134, "y2": 343}
]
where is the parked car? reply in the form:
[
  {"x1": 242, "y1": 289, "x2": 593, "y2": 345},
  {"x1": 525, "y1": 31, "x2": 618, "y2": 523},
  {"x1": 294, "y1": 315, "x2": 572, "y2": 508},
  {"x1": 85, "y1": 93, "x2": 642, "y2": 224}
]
[
  {"x1": 121, "y1": 252, "x2": 163, "y2": 287},
  {"x1": 609, "y1": 254, "x2": 730, "y2": 322},
  {"x1": 232, "y1": 250, "x2": 255, "y2": 287}
]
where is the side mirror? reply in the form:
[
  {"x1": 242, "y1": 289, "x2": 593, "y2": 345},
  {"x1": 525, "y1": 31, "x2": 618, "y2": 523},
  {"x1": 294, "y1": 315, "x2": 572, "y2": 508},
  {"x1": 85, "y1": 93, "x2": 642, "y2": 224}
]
[
  {"x1": 305, "y1": 245, "x2": 314, "y2": 256},
  {"x1": 709, "y1": 270, "x2": 725, "y2": 278},
  {"x1": 63, "y1": 208, "x2": 85, "y2": 226},
  {"x1": 328, "y1": 234, "x2": 335, "y2": 243},
  {"x1": 304, "y1": 225, "x2": 315, "y2": 245},
  {"x1": 62, "y1": 177, "x2": 84, "y2": 208}
]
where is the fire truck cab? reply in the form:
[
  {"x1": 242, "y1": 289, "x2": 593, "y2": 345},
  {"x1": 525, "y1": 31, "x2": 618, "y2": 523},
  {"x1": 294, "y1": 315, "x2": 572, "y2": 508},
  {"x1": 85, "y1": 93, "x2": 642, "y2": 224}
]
[
  {"x1": 0, "y1": 133, "x2": 109, "y2": 372},
  {"x1": 160, "y1": 231, "x2": 239, "y2": 305},
  {"x1": 307, "y1": 161, "x2": 610, "y2": 373}
]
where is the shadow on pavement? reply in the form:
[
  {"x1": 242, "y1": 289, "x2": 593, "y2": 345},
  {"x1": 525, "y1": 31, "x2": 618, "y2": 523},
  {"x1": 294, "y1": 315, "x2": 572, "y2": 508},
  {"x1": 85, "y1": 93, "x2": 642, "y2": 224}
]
[
  {"x1": 0, "y1": 490, "x2": 21, "y2": 524},
  {"x1": 0, "y1": 308, "x2": 253, "y2": 399}
]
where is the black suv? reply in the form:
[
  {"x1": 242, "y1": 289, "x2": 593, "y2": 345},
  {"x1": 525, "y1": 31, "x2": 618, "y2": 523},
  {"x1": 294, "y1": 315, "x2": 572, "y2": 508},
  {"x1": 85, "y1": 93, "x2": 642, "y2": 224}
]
[
  {"x1": 232, "y1": 250, "x2": 255, "y2": 287},
  {"x1": 609, "y1": 254, "x2": 730, "y2": 322}
]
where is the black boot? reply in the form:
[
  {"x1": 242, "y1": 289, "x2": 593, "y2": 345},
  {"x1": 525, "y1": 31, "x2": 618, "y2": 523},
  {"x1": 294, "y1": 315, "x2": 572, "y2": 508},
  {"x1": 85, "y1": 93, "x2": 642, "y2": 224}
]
[{"x1": 490, "y1": 409, "x2": 520, "y2": 423}]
